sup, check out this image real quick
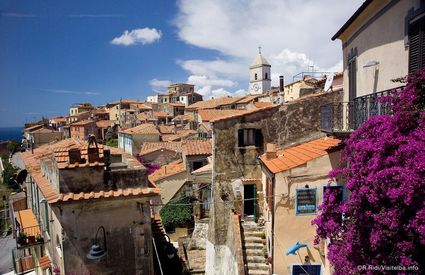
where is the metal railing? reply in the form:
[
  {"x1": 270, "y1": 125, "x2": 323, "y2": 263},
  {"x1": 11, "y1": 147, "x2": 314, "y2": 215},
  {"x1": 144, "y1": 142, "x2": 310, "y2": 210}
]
[
  {"x1": 16, "y1": 224, "x2": 44, "y2": 247},
  {"x1": 12, "y1": 248, "x2": 36, "y2": 274},
  {"x1": 320, "y1": 86, "x2": 404, "y2": 133}
]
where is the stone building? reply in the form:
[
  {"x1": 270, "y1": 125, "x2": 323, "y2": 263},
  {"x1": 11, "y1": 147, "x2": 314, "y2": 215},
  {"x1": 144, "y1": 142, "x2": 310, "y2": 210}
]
[
  {"x1": 118, "y1": 123, "x2": 160, "y2": 155},
  {"x1": 9, "y1": 138, "x2": 160, "y2": 275},
  {"x1": 70, "y1": 120, "x2": 97, "y2": 140},
  {"x1": 205, "y1": 90, "x2": 342, "y2": 275},
  {"x1": 22, "y1": 125, "x2": 63, "y2": 150}
]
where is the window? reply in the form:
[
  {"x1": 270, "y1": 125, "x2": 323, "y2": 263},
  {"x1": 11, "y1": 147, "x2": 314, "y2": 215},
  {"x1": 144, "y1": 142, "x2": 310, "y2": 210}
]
[
  {"x1": 292, "y1": 264, "x2": 321, "y2": 275},
  {"x1": 323, "y1": 185, "x2": 345, "y2": 203},
  {"x1": 408, "y1": 16, "x2": 425, "y2": 73},
  {"x1": 238, "y1": 128, "x2": 263, "y2": 147},
  {"x1": 265, "y1": 73, "x2": 268, "y2": 79},
  {"x1": 255, "y1": 73, "x2": 258, "y2": 80},
  {"x1": 295, "y1": 187, "x2": 317, "y2": 215},
  {"x1": 192, "y1": 161, "x2": 204, "y2": 171}
]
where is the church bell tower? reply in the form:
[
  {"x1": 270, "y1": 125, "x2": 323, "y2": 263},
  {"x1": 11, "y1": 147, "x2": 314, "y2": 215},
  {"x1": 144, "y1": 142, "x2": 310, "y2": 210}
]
[{"x1": 249, "y1": 47, "x2": 271, "y2": 94}]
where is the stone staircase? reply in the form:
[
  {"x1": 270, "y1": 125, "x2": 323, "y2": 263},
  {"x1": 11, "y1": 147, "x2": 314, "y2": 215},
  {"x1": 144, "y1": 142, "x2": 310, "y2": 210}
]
[{"x1": 241, "y1": 221, "x2": 270, "y2": 275}]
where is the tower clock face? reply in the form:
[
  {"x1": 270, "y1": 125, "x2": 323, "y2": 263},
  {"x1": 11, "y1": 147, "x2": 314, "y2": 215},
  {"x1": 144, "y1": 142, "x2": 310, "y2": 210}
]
[{"x1": 253, "y1": 83, "x2": 260, "y2": 92}]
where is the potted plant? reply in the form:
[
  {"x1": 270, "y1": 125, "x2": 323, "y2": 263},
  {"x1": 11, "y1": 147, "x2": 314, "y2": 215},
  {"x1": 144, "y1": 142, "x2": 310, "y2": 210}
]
[
  {"x1": 36, "y1": 234, "x2": 44, "y2": 243},
  {"x1": 17, "y1": 232, "x2": 27, "y2": 245}
]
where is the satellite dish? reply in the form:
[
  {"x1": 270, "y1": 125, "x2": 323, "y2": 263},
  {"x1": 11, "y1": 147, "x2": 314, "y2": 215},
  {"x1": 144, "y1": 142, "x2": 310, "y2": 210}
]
[
  {"x1": 324, "y1": 73, "x2": 334, "y2": 92},
  {"x1": 16, "y1": 169, "x2": 28, "y2": 185}
]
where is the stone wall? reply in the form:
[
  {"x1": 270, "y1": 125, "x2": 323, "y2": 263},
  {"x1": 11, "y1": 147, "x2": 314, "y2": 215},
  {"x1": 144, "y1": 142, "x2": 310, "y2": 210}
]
[{"x1": 206, "y1": 91, "x2": 342, "y2": 272}]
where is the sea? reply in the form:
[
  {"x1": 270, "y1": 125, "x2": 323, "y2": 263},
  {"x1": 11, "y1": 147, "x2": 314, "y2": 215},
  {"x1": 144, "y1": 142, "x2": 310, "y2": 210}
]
[{"x1": 0, "y1": 127, "x2": 22, "y2": 142}]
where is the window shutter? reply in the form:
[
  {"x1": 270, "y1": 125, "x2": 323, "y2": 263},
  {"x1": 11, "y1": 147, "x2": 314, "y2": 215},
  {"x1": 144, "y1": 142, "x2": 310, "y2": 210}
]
[
  {"x1": 238, "y1": 129, "x2": 244, "y2": 147},
  {"x1": 254, "y1": 129, "x2": 263, "y2": 147},
  {"x1": 409, "y1": 17, "x2": 425, "y2": 73}
]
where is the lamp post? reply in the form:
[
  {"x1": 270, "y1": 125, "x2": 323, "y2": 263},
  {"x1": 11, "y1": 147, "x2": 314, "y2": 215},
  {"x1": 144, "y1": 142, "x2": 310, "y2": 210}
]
[
  {"x1": 163, "y1": 235, "x2": 176, "y2": 259},
  {"x1": 87, "y1": 226, "x2": 107, "y2": 260}
]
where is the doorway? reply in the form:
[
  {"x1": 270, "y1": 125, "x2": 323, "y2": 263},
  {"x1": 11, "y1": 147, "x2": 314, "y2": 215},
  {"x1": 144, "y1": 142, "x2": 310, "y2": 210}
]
[{"x1": 244, "y1": 184, "x2": 256, "y2": 217}]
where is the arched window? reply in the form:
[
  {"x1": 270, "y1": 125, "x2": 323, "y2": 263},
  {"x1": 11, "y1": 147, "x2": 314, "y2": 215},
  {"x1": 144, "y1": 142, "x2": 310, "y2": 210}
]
[
  {"x1": 255, "y1": 73, "x2": 258, "y2": 80},
  {"x1": 265, "y1": 73, "x2": 268, "y2": 79}
]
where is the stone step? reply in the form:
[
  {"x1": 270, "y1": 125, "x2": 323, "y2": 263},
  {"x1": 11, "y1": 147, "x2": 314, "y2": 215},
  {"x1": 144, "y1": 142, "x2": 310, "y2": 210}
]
[
  {"x1": 244, "y1": 249, "x2": 264, "y2": 256},
  {"x1": 243, "y1": 243, "x2": 264, "y2": 249},
  {"x1": 247, "y1": 269, "x2": 270, "y2": 275},
  {"x1": 244, "y1": 237, "x2": 266, "y2": 244},
  {"x1": 244, "y1": 231, "x2": 264, "y2": 237},
  {"x1": 247, "y1": 263, "x2": 269, "y2": 270},
  {"x1": 246, "y1": 255, "x2": 267, "y2": 263}
]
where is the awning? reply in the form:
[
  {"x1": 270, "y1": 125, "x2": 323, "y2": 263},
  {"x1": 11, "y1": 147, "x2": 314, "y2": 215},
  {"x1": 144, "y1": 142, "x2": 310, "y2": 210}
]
[{"x1": 16, "y1": 209, "x2": 41, "y2": 237}]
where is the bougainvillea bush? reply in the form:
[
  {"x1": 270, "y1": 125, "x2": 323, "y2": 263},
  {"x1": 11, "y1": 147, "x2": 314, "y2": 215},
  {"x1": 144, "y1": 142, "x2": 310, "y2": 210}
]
[{"x1": 312, "y1": 70, "x2": 425, "y2": 274}]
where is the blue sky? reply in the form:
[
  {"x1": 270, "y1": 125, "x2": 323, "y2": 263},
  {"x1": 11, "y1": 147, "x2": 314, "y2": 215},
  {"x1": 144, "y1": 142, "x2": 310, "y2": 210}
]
[{"x1": 0, "y1": 0, "x2": 362, "y2": 127}]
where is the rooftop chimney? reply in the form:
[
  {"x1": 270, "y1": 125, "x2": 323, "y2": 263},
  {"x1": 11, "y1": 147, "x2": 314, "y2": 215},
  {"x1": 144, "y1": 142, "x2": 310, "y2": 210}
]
[
  {"x1": 68, "y1": 148, "x2": 81, "y2": 164},
  {"x1": 279, "y1": 76, "x2": 284, "y2": 92},
  {"x1": 87, "y1": 135, "x2": 100, "y2": 163},
  {"x1": 266, "y1": 143, "x2": 277, "y2": 160}
]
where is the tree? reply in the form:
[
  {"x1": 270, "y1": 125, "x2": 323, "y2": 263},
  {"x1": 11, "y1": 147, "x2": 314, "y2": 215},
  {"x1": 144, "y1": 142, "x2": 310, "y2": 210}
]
[
  {"x1": 159, "y1": 196, "x2": 194, "y2": 229},
  {"x1": 312, "y1": 70, "x2": 425, "y2": 274}
]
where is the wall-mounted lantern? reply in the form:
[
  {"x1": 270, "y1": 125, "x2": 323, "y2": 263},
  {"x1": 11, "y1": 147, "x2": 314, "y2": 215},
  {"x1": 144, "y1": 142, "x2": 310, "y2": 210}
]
[{"x1": 87, "y1": 226, "x2": 107, "y2": 260}]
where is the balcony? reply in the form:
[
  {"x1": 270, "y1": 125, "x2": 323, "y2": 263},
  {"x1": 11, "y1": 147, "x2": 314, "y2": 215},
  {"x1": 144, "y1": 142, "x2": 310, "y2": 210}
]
[
  {"x1": 15, "y1": 209, "x2": 44, "y2": 248},
  {"x1": 320, "y1": 86, "x2": 404, "y2": 136}
]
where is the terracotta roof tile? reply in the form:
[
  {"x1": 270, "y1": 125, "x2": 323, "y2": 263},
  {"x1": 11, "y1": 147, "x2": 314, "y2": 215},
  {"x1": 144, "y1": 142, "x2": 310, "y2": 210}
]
[
  {"x1": 136, "y1": 112, "x2": 152, "y2": 121},
  {"x1": 172, "y1": 113, "x2": 196, "y2": 122},
  {"x1": 139, "y1": 142, "x2": 182, "y2": 156},
  {"x1": 186, "y1": 96, "x2": 244, "y2": 110},
  {"x1": 198, "y1": 109, "x2": 249, "y2": 122},
  {"x1": 210, "y1": 105, "x2": 280, "y2": 123},
  {"x1": 235, "y1": 95, "x2": 258, "y2": 104},
  {"x1": 148, "y1": 161, "x2": 186, "y2": 182},
  {"x1": 95, "y1": 120, "x2": 114, "y2": 128},
  {"x1": 161, "y1": 134, "x2": 181, "y2": 142},
  {"x1": 158, "y1": 125, "x2": 175, "y2": 134},
  {"x1": 70, "y1": 119, "x2": 96, "y2": 126},
  {"x1": 182, "y1": 140, "x2": 212, "y2": 156},
  {"x1": 254, "y1": 102, "x2": 273, "y2": 108},
  {"x1": 119, "y1": 123, "x2": 159, "y2": 135},
  {"x1": 260, "y1": 137, "x2": 341, "y2": 174}
]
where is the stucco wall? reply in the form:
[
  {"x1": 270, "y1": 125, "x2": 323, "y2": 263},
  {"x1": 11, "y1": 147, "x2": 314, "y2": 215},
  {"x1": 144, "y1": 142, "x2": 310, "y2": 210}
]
[
  {"x1": 269, "y1": 151, "x2": 340, "y2": 275},
  {"x1": 54, "y1": 198, "x2": 154, "y2": 275},
  {"x1": 155, "y1": 172, "x2": 187, "y2": 204},
  {"x1": 341, "y1": 0, "x2": 420, "y2": 101}
]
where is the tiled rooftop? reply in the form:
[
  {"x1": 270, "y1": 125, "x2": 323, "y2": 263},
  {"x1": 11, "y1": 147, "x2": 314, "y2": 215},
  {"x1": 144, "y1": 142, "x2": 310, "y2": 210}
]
[
  {"x1": 182, "y1": 140, "x2": 212, "y2": 156},
  {"x1": 95, "y1": 120, "x2": 114, "y2": 128},
  {"x1": 148, "y1": 161, "x2": 186, "y2": 182},
  {"x1": 119, "y1": 123, "x2": 159, "y2": 135},
  {"x1": 158, "y1": 125, "x2": 175, "y2": 134},
  {"x1": 259, "y1": 137, "x2": 341, "y2": 174},
  {"x1": 20, "y1": 139, "x2": 159, "y2": 204},
  {"x1": 139, "y1": 141, "x2": 182, "y2": 156},
  {"x1": 210, "y1": 105, "x2": 280, "y2": 123},
  {"x1": 235, "y1": 95, "x2": 258, "y2": 104},
  {"x1": 198, "y1": 109, "x2": 249, "y2": 122},
  {"x1": 70, "y1": 119, "x2": 96, "y2": 126},
  {"x1": 254, "y1": 102, "x2": 273, "y2": 108},
  {"x1": 186, "y1": 96, "x2": 244, "y2": 110},
  {"x1": 172, "y1": 113, "x2": 196, "y2": 122}
]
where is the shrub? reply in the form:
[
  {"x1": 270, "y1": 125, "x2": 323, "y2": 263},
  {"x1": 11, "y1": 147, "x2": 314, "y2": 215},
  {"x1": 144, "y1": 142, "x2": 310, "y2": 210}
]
[
  {"x1": 160, "y1": 196, "x2": 194, "y2": 228},
  {"x1": 312, "y1": 69, "x2": 425, "y2": 274}
]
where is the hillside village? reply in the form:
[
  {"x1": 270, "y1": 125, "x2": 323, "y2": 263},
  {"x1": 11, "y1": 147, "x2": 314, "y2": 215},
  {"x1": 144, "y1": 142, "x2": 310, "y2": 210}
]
[{"x1": 1, "y1": 1, "x2": 424, "y2": 275}]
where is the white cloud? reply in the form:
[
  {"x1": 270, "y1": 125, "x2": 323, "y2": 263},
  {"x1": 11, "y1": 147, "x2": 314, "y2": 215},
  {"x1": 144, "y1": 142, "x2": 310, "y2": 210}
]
[
  {"x1": 39, "y1": 88, "x2": 101, "y2": 96},
  {"x1": 174, "y1": 0, "x2": 362, "y2": 88},
  {"x1": 149, "y1": 78, "x2": 172, "y2": 90},
  {"x1": 111, "y1": 28, "x2": 162, "y2": 46},
  {"x1": 187, "y1": 75, "x2": 235, "y2": 87}
]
